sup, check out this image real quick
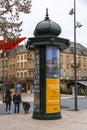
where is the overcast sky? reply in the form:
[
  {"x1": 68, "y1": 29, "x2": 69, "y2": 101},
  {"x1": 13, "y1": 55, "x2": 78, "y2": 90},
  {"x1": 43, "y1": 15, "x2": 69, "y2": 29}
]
[{"x1": 20, "y1": 0, "x2": 87, "y2": 47}]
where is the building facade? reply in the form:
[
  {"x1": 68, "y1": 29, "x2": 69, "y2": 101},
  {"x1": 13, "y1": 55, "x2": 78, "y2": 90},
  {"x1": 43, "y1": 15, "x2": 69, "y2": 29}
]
[
  {"x1": 0, "y1": 42, "x2": 87, "y2": 91},
  {"x1": 0, "y1": 45, "x2": 34, "y2": 92},
  {"x1": 60, "y1": 42, "x2": 87, "y2": 88}
]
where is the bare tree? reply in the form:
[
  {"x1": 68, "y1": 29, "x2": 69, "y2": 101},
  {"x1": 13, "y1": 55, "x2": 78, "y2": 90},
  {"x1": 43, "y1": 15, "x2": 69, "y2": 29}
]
[{"x1": 0, "y1": 0, "x2": 31, "y2": 42}]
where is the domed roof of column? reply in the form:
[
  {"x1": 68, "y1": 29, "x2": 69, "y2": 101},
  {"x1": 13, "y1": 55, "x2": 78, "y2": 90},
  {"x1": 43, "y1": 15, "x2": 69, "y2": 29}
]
[{"x1": 34, "y1": 8, "x2": 61, "y2": 37}]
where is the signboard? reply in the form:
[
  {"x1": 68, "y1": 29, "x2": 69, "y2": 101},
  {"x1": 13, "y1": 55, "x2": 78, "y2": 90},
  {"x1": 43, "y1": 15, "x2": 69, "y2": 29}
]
[
  {"x1": 16, "y1": 84, "x2": 22, "y2": 89},
  {"x1": 16, "y1": 84, "x2": 22, "y2": 92},
  {"x1": 46, "y1": 78, "x2": 60, "y2": 113},
  {"x1": 34, "y1": 48, "x2": 40, "y2": 112},
  {"x1": 46, "y1": 46, "x2": 60, "y2": 113}
]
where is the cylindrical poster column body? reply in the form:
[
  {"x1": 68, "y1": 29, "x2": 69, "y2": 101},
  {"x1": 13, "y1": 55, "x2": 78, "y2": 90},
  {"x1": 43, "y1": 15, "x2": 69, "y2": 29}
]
[{"x1": 33, "y1": 45, "x2": 61, "y2": 120}]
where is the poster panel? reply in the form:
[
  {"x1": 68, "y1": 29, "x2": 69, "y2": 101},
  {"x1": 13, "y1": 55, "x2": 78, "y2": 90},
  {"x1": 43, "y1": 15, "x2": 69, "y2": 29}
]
[
  {"x1": 34, "y1": 90, "x2": 40, "y2": 112},
  {"x1": 46, "y1": 46, "x2": 60, "y2": 113},
  {"x1": 46, "y1": 46, "x2": 60, "y2": 78},
  {"x1": 46, "y1": 78, "x2": 60, "y2": 113},
  {"x1": 34, "y1": 48, "x2": 40, "y2": 112}
]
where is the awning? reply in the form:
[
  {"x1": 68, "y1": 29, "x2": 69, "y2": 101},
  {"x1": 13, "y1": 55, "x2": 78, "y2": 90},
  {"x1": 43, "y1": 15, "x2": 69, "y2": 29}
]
[
  {"x1": 0, "y1": 37, "x2": 26, "y2": 52},
  {"x1": 77, "y1": 81, "x2": 87, "y2": 87}
]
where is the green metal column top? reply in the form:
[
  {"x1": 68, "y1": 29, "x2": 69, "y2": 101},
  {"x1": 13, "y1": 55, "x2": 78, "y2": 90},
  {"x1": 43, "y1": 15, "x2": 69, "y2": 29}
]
[
  {"x1": 34, "y1": 8, "x2": 61, "y2": 37},
  {"x1": 26, "y1": 8, "x2": 70, "y2": 51}
]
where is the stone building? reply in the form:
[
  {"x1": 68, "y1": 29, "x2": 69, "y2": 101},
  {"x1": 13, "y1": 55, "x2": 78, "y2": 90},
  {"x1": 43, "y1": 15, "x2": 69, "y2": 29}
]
[
  {"x1": 0, "y1": 45, "x2": 34, "y2": 92},
  {"x1": 0, "y1": 42, "x2": 87, "y2": 91},
  {"x1": 60, "y1": 42, "x2": 87, "y2": 88}
]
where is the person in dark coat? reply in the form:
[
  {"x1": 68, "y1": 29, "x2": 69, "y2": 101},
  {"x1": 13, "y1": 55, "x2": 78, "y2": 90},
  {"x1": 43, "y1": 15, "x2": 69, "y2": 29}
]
[
  {"x1": 13, "y1": 91, "x2": 21, "y2": 113},
  {"x1": 5, "y1": 90, "x2": 12, "y2": 113}
]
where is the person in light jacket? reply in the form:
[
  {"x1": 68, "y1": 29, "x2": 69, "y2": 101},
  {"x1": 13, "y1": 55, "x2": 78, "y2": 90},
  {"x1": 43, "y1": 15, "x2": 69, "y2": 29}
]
[{"x1": 13, "y1": 91, "x2": 21, "y2": 113}]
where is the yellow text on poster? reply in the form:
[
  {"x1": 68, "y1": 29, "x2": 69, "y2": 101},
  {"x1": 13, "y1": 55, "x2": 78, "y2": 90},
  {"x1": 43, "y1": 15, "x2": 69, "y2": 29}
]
[{"x1": 46, "y1": 78, "x2": 60, "y2": 113}]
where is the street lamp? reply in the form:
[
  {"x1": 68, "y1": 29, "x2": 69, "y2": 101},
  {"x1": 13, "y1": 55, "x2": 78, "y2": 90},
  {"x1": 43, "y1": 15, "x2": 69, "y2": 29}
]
[
  {"x1": 69, "y1": 0, "x2": 82, "y2": 111},
  {"x1": 2, "y1": 42, "x2": 5, "y2": 103}
]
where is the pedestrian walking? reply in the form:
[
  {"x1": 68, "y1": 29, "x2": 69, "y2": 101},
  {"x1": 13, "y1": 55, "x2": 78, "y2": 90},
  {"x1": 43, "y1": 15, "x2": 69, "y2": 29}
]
[
  {"x1": 13, "y1": 91, "x2": 21, "y2": 113},
  {"x1": 5, "y1": 89, "x2": 12, "y2": 113}
]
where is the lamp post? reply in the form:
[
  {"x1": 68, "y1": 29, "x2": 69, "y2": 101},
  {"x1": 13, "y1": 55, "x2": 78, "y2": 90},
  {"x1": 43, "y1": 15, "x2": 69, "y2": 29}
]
[
  {"x1": 69, "y1": 0, "x2": 82, "y2": 111},
  {"x1": 2, "y1": 42, "x2": 5, "y2": 102}
]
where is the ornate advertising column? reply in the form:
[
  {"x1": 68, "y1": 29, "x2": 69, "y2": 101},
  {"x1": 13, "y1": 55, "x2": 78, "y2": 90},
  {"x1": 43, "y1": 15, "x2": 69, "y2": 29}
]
[{"x1": 26, "y1": 9, "x2": 70, "y2": 120}]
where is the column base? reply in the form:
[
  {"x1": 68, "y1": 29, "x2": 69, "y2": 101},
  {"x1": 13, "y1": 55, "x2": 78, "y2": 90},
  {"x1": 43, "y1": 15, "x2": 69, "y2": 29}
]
[{"x1": 32, "y1": 112, "x2": 61, "y2": 120}]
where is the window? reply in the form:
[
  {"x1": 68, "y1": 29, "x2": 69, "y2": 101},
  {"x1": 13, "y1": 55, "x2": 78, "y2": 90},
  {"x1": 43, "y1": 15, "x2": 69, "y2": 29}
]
[
  {"x1": 83, "y1": 70, "x2": 86, "y2": 78},
  {"x1": 83, "y1": 58, "x2": 86, "y2": 67},
  {"x1": 60, "y1": 68, "x2": 63, "y2": 79},
  {"x1": 21, "y1": 62, "x2": 23, "y2": 69},
  {"x1": 17, "y1": 56, "x2": 19, "y2": 60},
  {"x1": 13, "y1": 65, "x2": 15, "y2": 70},
  {"x1": 24, "y1": 72, "x2": 27, "y2": 78},
  {"x1": 24, "y1": 62, "x2": 27, "y2": 68},
  {"x1": 21, "y1": 72, "x2": 23, "y2": 78},
  {"x1": 24, "y1": 54, "x2": 27, "y2": 59},
  {"x1": 17, "y1": 63, "x2": 19, "y2": 69},
  {"x1": 21, "y1": 55, "x2": 23, "y2": 60},
  {"x1": 10, "y1": 65, "x2": 12, "y2": 70},
  {"x1": 66, "y1": 55, "x2": 69, "y2": 65},
  {"x1": 17, "y1": 73, "x2": 19, "y2": 78},
  {"x1": 78, "y1": 70, "x2": 81, "y2": 79},
  {"x1": 66, "y1": 69, "x2": 69, "y2": 79}
]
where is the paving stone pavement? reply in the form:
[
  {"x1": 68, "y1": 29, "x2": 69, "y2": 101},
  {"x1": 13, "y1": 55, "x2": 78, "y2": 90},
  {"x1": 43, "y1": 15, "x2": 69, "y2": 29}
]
[
  {"x1": 0, "y1": 109, "x2": 87, "y2": 130},
  {"x1": 0, "y1": 93, "x2": 87, "y2": 130}
]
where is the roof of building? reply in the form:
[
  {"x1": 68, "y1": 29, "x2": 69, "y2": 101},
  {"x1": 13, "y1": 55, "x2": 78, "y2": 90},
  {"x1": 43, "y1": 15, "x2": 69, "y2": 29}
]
[
  {"x1": 63, "y1": 42, "x2": 87, "y2": 55},
  {"x1": 16, "y1": 45, "x2": 28, "y2": 54}
]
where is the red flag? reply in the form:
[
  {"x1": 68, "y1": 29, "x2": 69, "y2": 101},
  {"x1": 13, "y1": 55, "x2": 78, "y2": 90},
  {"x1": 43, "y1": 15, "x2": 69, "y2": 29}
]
[{"x1": 0, "y1": 37, "x2": 26, "y2": 52}]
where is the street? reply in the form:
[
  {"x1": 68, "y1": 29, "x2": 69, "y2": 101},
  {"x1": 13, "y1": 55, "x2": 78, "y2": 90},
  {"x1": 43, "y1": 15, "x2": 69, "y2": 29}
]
[{"x1": 0, "y1": 94, "x2": 87, "y2": 115}]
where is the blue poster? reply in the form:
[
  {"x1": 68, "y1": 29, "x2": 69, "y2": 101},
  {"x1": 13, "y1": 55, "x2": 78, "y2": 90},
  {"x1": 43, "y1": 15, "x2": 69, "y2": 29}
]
[
  {"x1": 16, "y1": 84, "x2": 22, "y2": 92},
  {"x1": 46, "y1": 46, "x2": 60, "y2": 78}
]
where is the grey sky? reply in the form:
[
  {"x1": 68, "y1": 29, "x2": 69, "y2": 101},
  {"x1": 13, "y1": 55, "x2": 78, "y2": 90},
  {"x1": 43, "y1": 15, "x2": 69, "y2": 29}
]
[{"x1": 20, "y1": 0, "x2": 87, "y2": 47}]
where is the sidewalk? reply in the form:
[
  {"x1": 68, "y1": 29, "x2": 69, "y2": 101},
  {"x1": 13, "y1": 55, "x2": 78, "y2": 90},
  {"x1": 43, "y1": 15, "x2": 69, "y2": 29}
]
[
  {"x1": 0, "y1": 109, "x2": 87, "y2": 130},
  {"x1": 61, "y1": 93, "x2": 86, "y2": 99},
  {"x1": 0, "y1": 93, "x2": 87, "y2": 130}
]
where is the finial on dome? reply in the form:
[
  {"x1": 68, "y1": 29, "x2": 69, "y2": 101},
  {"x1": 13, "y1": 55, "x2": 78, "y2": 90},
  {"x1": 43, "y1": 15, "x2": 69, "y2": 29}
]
[{"x1": 45, "y1": 8, "x2": 49, "y2": 20}]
